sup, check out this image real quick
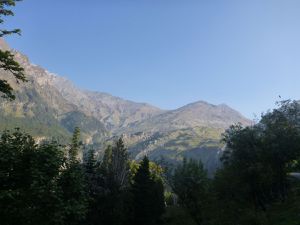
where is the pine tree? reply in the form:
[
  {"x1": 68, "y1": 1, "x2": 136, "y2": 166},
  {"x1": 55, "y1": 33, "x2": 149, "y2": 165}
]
[
  {"x1": 172, "y1": 158, "x2": 209, "y2": 225},
  {"x1": 83, "y1": 148, "x2": 99, "y2": 197},
  {"x1": 69, "y1": 127, "x2": 80, "y2": 163},
  {"x1": 132, "y1": 156, "x2": 165, "y2": 225},
  {"x1": 96, "y1": 139, "x2": 132, "y2": 225},
  {"x1": 100, "y1": 139, "x2": 130, "y2": 191},
  {"x1": 0, "y1": 0, "x2": 27, "y2": 100},
  {"x1": 111, "y1": 138, "x2": 130, "y2": 190},
  {"x1": 59, "y1": 127, "x2": 88, "y2": 225},
  {"x1": 0, "y1": 129, "x2": 65, "y2": 225}
]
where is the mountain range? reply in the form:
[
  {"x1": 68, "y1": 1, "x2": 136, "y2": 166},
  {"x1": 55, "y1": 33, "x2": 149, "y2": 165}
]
[{"x1": 0, "y1": 39, "x2": 252, "y2": 174}]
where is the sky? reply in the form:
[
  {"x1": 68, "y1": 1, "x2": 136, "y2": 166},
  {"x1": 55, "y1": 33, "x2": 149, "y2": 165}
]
[{"x1": 3, "y1": 0, "x2": 300, "y2": 119}]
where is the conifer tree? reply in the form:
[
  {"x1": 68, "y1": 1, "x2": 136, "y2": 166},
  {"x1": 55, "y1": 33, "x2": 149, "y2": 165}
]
[
  {"x1": 96, "y1": 139, "x2": 132, "y2": 225},
  {"x1": 0, "y1": 0, "x2": 27, "y2": 100},
  {"x1": 69, "y1": 127, "x2": 80, "y2": 163},
  {"x1": 0, "y1": 129, "x2": 65, "y2": 225},
  {"x1": 111, "y1": 138, "x2": 130, "y2": 190},
  {"x1": 132, "y1": 156, "x2": 165, "y2": 225},
  {"x1": 59, "y1": 127, "x2": 87, "y2": 225},
  {"x1": 172, "y1": 158, "x2": 209, "y2": 225},
  {"x1": 83, "y1": 148, "x2": 105, "y2": 225},
  {"x1": 83, "y1": 148, "x2": 99, "y2": 197}
]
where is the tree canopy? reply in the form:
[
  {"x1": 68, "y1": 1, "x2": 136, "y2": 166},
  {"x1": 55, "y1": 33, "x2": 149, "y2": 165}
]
[
  {"x1": 2, "y1": 100, "x2": 300, "y2": 225},
  {"x1": 0, "y1": 0, "x2": 26, "y2": 100}
]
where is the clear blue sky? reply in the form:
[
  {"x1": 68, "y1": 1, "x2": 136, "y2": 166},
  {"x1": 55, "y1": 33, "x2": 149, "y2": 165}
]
[{"x1": 4, "y1": 0, "x2": 300, "y2": 118}]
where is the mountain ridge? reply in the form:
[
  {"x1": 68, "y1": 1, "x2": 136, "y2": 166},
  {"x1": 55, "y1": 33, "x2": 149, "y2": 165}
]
[{"x1": 0, "y1": 39, "x2": 252, "y2": 173}]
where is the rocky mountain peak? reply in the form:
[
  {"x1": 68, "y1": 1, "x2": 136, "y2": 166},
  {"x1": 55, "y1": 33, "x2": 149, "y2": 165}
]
[
  {"x1": 0, "y1": 39, "x2": 252, "y2": 173},
  {"x1": 0, "y1": 38, "x2": 10, "y2": 51}
]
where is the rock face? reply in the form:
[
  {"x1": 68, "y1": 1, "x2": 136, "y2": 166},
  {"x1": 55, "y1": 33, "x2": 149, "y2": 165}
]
[
  {"x1": 0, "y1": 39, "x2": 252, "y2": 173},
  {"x1": 120, "y1": 101, "x2": 251, "y2": 134},
  {"x1": 51, "y1": 76, "x2": 163, "y2": 131}
]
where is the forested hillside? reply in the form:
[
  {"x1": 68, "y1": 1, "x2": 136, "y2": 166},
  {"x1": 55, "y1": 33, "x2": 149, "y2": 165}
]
[
  {"x1": 1, "y1": 100, "x2": 300, "y2": 225},
  {"x1": 1, "y1": 1, "x2": 299, "y2": 224}
]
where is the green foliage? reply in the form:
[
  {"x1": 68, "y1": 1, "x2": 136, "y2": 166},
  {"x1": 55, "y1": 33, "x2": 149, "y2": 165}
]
[
  {"x1": 0, "y1": 115, "x2": 71, "y2": 142},
  {"x1": 221, "y1": 124, "x2": 273, "y2": 211},
  {"x1": 59, "y1": 127, "x2": 88, "y2": 225},
  {"x1": 266, "y1": 179, "x2": 300, "y2": 225},
  {"x1": 172, "y1": 158, "x2": 209, "y2": 225},
  {"x1": 221, "y1": 101, "x2": 300, "y2": 211},
  {"x1": 2, "y1": 100, "x2": 300, "y2": 225},
  {"x1": 0, "y1": 0, "x2": 26, "y2": 100},
  {"x1": 100, "y1": 138, "x2": 130, "y2": 191},
  {"x1": 111, "y1": 138, "x2": 130, "y2": 190},
  {"x1": 82, "y1": 148, "x2": 105, "y2": 225},
  {"x1": 59, "y1": 163, "x2": 87, "y2": 225},
  {"x1": 0, "y1": 88, "x2": 72, "y2": 141},
  {"x1": 60, "y1": 111, "x2": 107, "y2": 142},
  {"x1": 132, "y1": 156, "x2": 165, "y2": 225},
  {"x1": 69, "y1": 127, "x2": 81, "y2": 163},
  {"x1": 162, "y1": 206, "x2": 197, "y2": 225},
  {"x1": 210, "y1": 100, "x2": 300, "y2": 224},
  {"x1": 101, "y1": 144, "x2": 112, "y2": 173},
  {"x1": 129, "y1": 159, "x2": 165, "y2": 182},
  {"x1": 93, "y1": 139, "x2": 133, "y2": 225},
  {"x1": 0, "y1": 130, "x2": 168, "y2": 225},
  {"x1": 0, "y1": 128, "x2": 88, "y2": 225},
  {"x1": 0, "y1": 129, "x2": 65, "y2": 225},
  {"x1": 128, "y1": 126, "x2": 223, "y2": 162},
  {"x1": 0, "y1": 0, "x2": 22, "y2": 34}
]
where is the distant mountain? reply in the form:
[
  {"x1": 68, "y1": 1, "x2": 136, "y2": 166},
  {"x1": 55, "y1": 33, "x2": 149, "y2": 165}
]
[
  {"x1": 0, "y1": 41, "x2": 107, "y2": 143},
  {"x1": 119, "y1": 101, "x2": 251, "y2": 134},
  {"x1": 50, "y1": 75, "x2": 163, "y2": 131},
  {"x1": 117, "y1": 101, "x2": 251, "y2": 174},
  {"x1": 0, "y1": 39, "x2": 252, "y2": 173}
]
